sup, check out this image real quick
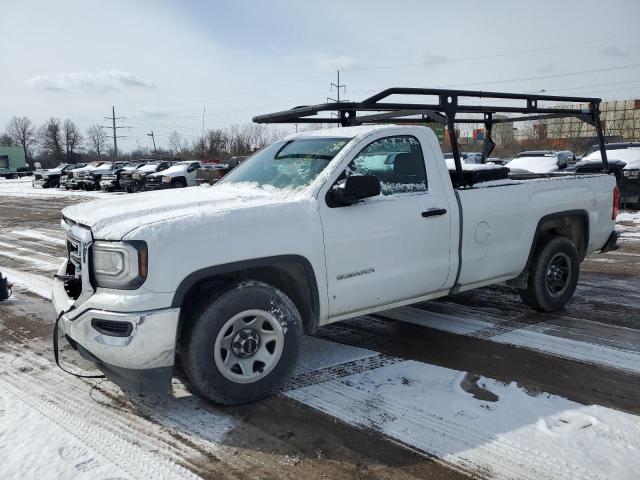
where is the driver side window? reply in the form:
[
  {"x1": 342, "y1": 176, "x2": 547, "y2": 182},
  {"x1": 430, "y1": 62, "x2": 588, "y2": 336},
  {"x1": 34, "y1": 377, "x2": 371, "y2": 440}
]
[{"x1": 347, "y1": 135, "x2": 428, "y2": 196}]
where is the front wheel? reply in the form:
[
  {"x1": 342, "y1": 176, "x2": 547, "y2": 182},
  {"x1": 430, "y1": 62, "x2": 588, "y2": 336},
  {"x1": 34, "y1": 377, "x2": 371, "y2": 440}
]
[
  {"x1": 518, "y1": 235, "x2": 580, "y2": 312},
  {"x1": 181, "y1": 282, "x2": 302, "y2": 405}
]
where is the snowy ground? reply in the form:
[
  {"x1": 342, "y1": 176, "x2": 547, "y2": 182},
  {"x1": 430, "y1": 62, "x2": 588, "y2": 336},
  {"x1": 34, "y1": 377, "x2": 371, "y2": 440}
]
[{"x1": 1, "y1": 182, "x2": 640, "y2": 479}]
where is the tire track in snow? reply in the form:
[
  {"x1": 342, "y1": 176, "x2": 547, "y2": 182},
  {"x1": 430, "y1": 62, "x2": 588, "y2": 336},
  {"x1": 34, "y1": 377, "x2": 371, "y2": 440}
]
[
  {"x1": 0, "y1": 349, "x2": 203, "y2": 479},
  {"x1": 377, "y1": 306, "x2": 640, "y2": 375},
  {"x1": 286, "y1": 376, "x2": 606, "y2": 480}
]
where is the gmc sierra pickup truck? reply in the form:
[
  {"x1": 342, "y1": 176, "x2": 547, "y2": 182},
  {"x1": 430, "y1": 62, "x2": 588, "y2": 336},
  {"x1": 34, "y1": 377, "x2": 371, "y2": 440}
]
[{"x1": 51, "y1": 88, "x2": 619, "y2": 405}]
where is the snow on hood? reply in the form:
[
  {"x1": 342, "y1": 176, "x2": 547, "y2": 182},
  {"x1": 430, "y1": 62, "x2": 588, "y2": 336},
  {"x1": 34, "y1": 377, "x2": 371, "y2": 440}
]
[
  {"x1": 506, "y1": 156, "x2": 559, "y2": 173},
  {"x1": 62, "y1": 182, "x2": 311, "y2": 240},
  {"x1": 147, "y1": 162, "x2": 193, "y2": 177},
  {"x1": 583, "y1": 148, "x2": 640, "y2": 169}
]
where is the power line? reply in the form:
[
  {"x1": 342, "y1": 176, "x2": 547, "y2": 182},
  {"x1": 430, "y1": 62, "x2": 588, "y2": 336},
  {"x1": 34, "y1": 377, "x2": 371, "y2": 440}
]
[
  {"x1": 328, "y1": 70, "x2": 347, "y2": 103},
  {"x1": 444, "y1": 62, "x2": 640, "y2": 89},
  {"x1": 100, "y1": 106, "x2": 130, "y2": 157},
  {"x1": 343, "y1": 33, "x2": 640, "y2": 73}
]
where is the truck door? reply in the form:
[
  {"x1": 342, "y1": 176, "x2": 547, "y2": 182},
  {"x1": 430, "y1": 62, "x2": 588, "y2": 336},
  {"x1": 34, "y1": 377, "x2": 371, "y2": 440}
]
[
  {"x1": 186, "y1": 162, "x2": 201, "y2": 186},
  {"x1": 319, "y1": 133, "x2": 453, "y2": 318}
]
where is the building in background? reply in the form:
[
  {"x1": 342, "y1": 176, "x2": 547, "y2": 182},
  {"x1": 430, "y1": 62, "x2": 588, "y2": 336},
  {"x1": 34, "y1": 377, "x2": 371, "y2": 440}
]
[{"x1": 0, "y1": 146, "x2": 28, "y2": 178}]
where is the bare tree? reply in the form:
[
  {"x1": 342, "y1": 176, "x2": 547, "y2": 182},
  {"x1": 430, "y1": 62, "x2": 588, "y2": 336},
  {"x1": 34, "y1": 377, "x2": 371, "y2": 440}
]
[
  {"x1": 38, "y1": 117, "x2": 64, "y2": 164},
  {"x1": 168, "y1": 131, "x2": 187, "y2": 155},
  {"x1": 86, "y1": 125, "x2": 108, "y2": 158},
  {"x1": 6, "y1": 116, "x2": 37, "y2": 160},
  {"x1": 63, "y1": 119, "x2": 82, "y2": 162},
  {"x1": 0, "y1": 133, "x2": 14, "y2": 146}
]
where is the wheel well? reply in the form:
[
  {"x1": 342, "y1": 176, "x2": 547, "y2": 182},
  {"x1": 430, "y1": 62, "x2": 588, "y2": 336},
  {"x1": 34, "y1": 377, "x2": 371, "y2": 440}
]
[
  {"x1": 171, "y1": 176, "x2": 187, "y2": 185},
  {"x1": 538, "y1": 213, "x2": 588, "y2": 260},
  {"x1": 177, "y1": 260, "x2": 319, "y2": 344},
  {"x1": 509, "y1": 211, "x2": 588, "y2": 289}
]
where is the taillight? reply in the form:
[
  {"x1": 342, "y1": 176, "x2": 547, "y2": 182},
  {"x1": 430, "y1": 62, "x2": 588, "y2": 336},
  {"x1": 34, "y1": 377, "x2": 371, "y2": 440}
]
[{"x1": 612, "y1": 186, "x2": 619, "y2": 220}]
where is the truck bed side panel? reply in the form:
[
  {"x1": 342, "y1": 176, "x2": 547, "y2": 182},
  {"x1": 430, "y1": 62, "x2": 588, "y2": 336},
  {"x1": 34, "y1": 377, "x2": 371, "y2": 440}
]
[{"x1": 456, "y1": 175, "x2": 616, "y2": 289}]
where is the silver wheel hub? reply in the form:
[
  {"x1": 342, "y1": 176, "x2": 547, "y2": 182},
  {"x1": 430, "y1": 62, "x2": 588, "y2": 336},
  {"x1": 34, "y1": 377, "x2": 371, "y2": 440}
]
[
  {"x1": 232, "y1": 328, "x2": 260, "y2": 358},
  {"x1": 214, "y1": 309, "x2": 285, "y2": 384}
]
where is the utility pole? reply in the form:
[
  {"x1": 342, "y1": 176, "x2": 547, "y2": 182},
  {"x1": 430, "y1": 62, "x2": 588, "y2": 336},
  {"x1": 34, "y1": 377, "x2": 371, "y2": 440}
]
[
  {"x1": 101, "y1": 106, "x2": 130, "y2": 158},
  {"x1": 147, "y1": 131, "x2": 157, "y2": 157},
  {"x1": 328, "y1": 70, "x2": 347, "y2": 103}
]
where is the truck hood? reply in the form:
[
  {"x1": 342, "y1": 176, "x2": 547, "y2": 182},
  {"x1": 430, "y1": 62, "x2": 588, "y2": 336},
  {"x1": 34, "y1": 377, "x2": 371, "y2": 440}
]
[
  {"x1": 147, "y1": 164, "x2": 188, "y2": 178},
  {"x1": 62, "y1": 183, "x2": 311, "y2": 240}
]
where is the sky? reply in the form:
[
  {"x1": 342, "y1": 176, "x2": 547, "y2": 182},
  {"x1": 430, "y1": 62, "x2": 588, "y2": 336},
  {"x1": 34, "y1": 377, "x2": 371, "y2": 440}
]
[{"x1": 1, "y1": 0, "x2": 639, "y2": 152}]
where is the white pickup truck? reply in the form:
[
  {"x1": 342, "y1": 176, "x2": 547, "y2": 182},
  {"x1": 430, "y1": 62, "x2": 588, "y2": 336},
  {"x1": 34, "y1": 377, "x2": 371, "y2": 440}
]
[{"x1": 52, "y1": 123, "x2": 619, "y2": 404}]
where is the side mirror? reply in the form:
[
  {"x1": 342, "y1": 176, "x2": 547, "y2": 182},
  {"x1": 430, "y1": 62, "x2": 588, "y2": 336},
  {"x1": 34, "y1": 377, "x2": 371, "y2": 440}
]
[{"x1": 329, "y1": 174, "x2": 381, "y2": 206}]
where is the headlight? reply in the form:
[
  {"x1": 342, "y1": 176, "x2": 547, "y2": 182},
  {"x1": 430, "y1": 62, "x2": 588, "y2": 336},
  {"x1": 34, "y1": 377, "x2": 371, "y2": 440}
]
[
  {"x1": 623, "y1": 169, "x2": 639, "y2": 178},
  {"x1": 91, "y1": 241, "x2": 148, "y2": 289},
  {"x1": 162, "y1": 176, "x2": 172, "y2": 183}
]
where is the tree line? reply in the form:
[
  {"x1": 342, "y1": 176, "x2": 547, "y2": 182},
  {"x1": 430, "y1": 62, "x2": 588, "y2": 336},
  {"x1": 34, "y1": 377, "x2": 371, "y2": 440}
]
[{"x1": 1, "y1": 115, "x2": 286, "y2": 168}]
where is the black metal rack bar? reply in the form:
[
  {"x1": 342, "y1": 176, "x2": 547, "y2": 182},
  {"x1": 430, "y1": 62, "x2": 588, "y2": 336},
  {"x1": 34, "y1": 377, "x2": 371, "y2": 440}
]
[{"x1": 252, "y1": 87, "x2": 610, "y2": 187}]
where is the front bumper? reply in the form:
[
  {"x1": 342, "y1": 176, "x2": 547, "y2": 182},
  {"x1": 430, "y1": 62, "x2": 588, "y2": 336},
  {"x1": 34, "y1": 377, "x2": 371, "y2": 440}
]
[
  {"x1": 100, "y1": 179, "x2": 117, "y2": 190},
  {"x1": 145, "y1": 181, "x2": 171, "y2": 190},
  {"x1": 52, "y1": 261, "x2": 180, "y2": 393},
  {"x1": 620, "y1": 176, "x2": 640, "y2": 205}
]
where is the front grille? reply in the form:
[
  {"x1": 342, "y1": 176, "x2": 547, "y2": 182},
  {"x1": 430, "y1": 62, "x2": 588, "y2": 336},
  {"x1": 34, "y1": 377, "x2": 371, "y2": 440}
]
[
  {"x1": 64, "y1": 228, "x2": 85, "y2": 300},
  {"x1": 67, "y1": 236, "x2": 82, "y2": 272},
  {"x1": 102, "y1": 174, "x2": 116, "y2": 181},
  {"x1": 146, "y1": 176, "x2": 161, "y2": 184}
]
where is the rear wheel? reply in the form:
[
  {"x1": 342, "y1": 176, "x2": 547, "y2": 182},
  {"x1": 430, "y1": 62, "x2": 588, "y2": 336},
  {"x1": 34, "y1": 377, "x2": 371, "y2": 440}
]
[
  {"x1": 182, "y1": 281, "x2": 302, "y2": 405},
  {"x1": 518, "y1": 235, "x2": 580, "y2": 312}
]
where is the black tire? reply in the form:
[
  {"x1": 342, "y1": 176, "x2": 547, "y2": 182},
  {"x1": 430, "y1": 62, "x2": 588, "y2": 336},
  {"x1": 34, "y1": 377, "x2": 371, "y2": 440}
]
[
  {"x1": 518, "y1": 235, "x2": 580, "y2": 312},
  {"x1": 172, "y1": 179, "x2": 187, "y2": 188},
  {"x1": 181, "y1": 281, "x2": 302, "y2": 405}
]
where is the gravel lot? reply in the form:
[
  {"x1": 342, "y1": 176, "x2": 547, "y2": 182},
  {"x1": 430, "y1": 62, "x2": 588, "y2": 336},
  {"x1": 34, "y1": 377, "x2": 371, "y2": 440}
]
[{"x1": 1, "y1": 177, "x2": 639, "y2": 480}]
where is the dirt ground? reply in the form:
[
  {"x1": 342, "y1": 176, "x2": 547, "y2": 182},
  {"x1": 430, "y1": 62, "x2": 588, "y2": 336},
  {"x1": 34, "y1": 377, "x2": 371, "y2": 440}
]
[{"x1": 1, "y1": 186, "x2": 639, "y2": 479}]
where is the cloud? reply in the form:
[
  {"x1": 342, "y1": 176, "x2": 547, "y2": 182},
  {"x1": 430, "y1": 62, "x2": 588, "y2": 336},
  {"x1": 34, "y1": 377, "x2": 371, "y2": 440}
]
[
  {"x1": 535, "y1": 64, "x2": 556, "y2": 74},
  {"x1": 601, "y1": 45, "x2": 628, "y2": 59},
  {"x1": 135, "y1": 107, "x2": 175, "y2": 119},
  {"x1": 315, "y1": 55, "x2": 357, "y2": 71},
  {"x1": 26, "y1": 70, "x2": 155, "y2": 94},
  {"x1": 422, "y1": 53, "x2": 450, "y2": 66}
]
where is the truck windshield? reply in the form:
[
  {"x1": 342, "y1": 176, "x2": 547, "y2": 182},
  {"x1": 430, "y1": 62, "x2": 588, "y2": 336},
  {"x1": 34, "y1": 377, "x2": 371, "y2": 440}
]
[{"x1": 219, "y1": 137, "x2": 351, "y2": 189}]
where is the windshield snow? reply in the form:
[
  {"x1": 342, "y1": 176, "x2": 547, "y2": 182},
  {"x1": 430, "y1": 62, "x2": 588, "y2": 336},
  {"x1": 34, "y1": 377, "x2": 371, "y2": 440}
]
[{"x1": 220, "y1": 137, "x2": 351, "y2": 189}]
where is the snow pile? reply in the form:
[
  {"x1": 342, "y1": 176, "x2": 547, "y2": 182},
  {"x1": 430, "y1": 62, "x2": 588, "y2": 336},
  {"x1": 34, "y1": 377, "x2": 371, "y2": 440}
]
[{"x1": 617, "y1": 211, "x2": 640, "y2": 224}]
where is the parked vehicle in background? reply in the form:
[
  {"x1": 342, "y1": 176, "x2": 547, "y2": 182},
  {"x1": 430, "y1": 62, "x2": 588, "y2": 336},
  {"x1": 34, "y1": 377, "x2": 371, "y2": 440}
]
[
  {"x1": 573, "y1": 145, "x2": 640, "y2": 207},
  {"x1": 145, "y1": 160, "x2": 201, "y2": 190},
  {"x1": 78, "y1": 162, "x2": 130, "y2": 190},
  {"x1": 507, "y1": 150, "x2": 575, "y2": 174},
  {"x1": 33, "y1": 163, "x2": 86, "y2": 188},
  {"x1": 486, "y1": 157, "x2": 506, "y2": 165},
  {"x1": 100, "y1": 162, "x2": 146, "y2": 191},
  {"x1": 196, "y1": 163, "x2": 229, "y2": 186},
  {"x1": 122, "y1": 161, "x2": 176, "y2": 192},
  {"x1": 64, "y1": 161, "x2": 108, "y2": 189},
  {"x1": 444, "y1": 152, "x2": 483, "y2": 169}
]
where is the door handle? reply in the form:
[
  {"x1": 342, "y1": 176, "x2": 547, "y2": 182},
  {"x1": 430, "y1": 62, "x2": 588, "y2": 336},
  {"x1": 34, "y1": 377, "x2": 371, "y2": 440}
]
[{"x1": 421, "y1": 208, "x2": 447, "y2": 218}]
